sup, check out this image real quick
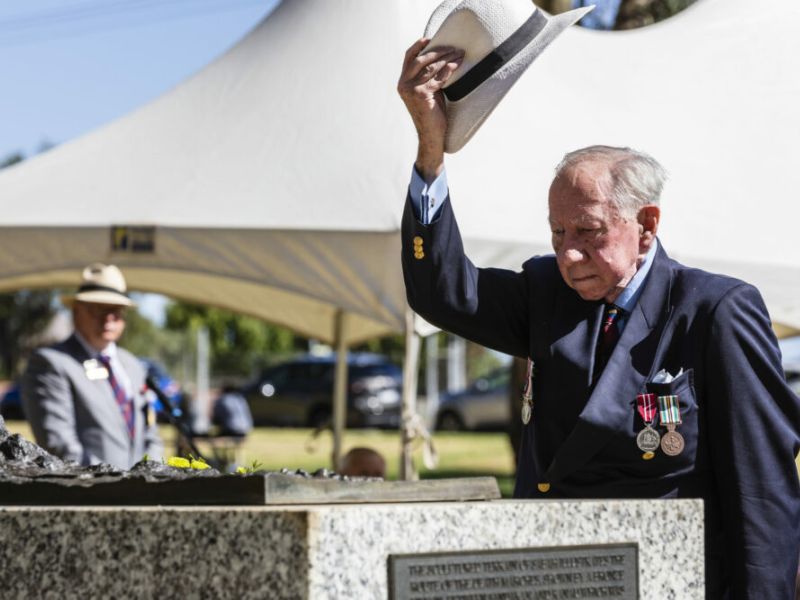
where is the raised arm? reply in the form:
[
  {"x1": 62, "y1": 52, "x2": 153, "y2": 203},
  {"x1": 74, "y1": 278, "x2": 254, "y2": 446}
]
[{"x1": 396, "y1": 38, "x2": 463, "y2": 182}]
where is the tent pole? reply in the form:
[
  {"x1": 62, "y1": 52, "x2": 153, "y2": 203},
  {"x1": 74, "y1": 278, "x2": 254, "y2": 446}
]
[
  {"x1": 331, "y1": 309, "x2": 348, "y2": 471},
  {"x1": 400, "y1": 306, "x2": 421, "y2": 481},
  {"x1": 425, "y1": 332, "x2": 440, "y2": 428}
]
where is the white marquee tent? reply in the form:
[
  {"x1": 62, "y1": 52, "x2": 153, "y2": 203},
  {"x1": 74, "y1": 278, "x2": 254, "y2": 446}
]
[
  {"x1": 1, "y1": 0, "x2": 799, "y2": 333},
  {"x1": 0, "y1": 0, "x2": 798, "y2": 471}
]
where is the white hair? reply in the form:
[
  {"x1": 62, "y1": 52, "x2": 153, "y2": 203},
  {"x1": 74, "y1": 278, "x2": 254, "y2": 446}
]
[{"x1": 554, "y1": 145, "x2": 667, "y2": 217}]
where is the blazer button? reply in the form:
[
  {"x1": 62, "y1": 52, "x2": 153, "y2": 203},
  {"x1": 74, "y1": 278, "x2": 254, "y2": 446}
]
[
  {"x1": 414, "y1": 251, "x2": 425, "y2": 260},
  {"x1": 537, "y1": 482, "x2": 550, "y2": 493},
  {"x1": 413, "y1": 236, "x2": 424, "y2": 246}
]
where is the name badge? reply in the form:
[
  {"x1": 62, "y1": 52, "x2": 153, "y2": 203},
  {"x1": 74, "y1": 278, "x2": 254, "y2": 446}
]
[{"x1": 83, "y1": 359, "x2": 109, "y2": 381}]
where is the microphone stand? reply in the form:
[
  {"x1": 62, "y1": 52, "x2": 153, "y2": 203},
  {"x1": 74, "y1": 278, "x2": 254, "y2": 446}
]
[{"x1": 145, "y1": 376, "x2": 210, "y2": 466}]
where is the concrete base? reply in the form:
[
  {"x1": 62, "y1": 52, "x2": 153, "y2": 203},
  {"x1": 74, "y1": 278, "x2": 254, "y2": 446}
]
[{"x1": 0, "y1": 499, "x2": 704, "y2": 599}]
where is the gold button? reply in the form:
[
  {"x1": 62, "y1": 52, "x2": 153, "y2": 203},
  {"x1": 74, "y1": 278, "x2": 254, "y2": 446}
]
[
  {"x1": 537, "y1": 483, "x2": 550, "y2": 493},
  {"x1": 642, "y1": 451, "x2": 655, "y2": 461},
  {"x1": 414, "y1": 251, "x2": 425, "y2": 260},
  {"x1": 413, "y1": 236, "x2": 424, "y2": 246}
]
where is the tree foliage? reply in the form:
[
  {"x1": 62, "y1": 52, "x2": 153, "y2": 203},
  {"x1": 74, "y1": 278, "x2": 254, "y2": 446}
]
[
  {"x1": 533, "y1": 0, "x2": 697, "y2": 29},
  {"x1": 164, "y1": 302, "x2": 303, "y2": 377},
  {"x1": 0, "y1": 152, "x2": 59, "y2": 379},
  {"x1": 0, "y1": 291, "x2": 58, "y2": 378}
]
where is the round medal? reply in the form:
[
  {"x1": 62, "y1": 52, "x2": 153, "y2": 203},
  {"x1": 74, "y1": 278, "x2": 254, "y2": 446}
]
[
  {"x1": 636, "y1": 426, "x2": 660, "y2": 452},
  {"x1": 661, "y1": 430, "x2": 685, "y2": 456},
  {"x1": 521, "y1": 402, "x2": 532, "y2": 425}
]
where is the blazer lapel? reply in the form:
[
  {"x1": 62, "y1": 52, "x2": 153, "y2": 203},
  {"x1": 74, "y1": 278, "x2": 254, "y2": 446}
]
[
  {"x1": 65, "y1": 335, "x2": 132, "y2": 448},
  {"x1": 545, "y1": 244, "x2": 674, "y2": 482},
  {"x1": 550, "y1": 281, "x2": 604, "y2": 388}
]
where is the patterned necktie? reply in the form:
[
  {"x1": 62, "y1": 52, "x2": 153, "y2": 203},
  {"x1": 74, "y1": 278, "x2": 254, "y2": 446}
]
[
  {"x1": 99, "y1": 355, "x2": 135, "y2": 439},
  {"x1": 596, "y1": 304, "x2": 622, "y2": 375}
]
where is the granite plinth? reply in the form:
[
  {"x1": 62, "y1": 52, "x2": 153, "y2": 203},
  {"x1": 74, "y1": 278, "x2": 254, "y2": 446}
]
[{"x1": 0, "y1": 499, "x2": 704, "y2": 599}]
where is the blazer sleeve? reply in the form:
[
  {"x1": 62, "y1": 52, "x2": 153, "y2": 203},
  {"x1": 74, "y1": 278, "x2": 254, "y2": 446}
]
[
  {"x1": 705, "y1": 283, "x2": 800, "y2": 598},
  {"x1": 401, "y1": 194, "x2": 530, "y2": 358},
  {"x1": 21, "y1": 349, "x2": 85, "y2": 464}
]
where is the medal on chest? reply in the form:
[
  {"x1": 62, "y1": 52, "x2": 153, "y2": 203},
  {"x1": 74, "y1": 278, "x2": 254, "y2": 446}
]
[
  {"x1": 635, "y1": 393, "x2": 660, "y2": 459},
  {"x1": 521, "y1": 358, "x2": 534, "y2": 425},
  {"x1": 657, "y1": 394, "x2": 684, "y2": 456}
]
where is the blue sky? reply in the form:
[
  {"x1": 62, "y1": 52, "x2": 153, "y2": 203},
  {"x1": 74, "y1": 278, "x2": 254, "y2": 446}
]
[
  {"x1": 0, "y1": 0, "x2": 279, "y2": 160},
  {"x1": 0, "y1": 0, "x2": 280, "y2": 323}
]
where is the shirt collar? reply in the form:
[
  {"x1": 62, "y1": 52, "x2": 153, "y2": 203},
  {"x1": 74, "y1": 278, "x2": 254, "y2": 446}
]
[
  {"x1": 74, "y1": 330, "x2": 116, "y2": 359},
  {"x1": 613, "y1": 239, "x2": 658, "y2": 313}
]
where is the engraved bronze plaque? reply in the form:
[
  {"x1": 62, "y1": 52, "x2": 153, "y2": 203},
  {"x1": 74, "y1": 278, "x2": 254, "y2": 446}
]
[{"x1": 389, "y1": 544, "x2": 638, "y2": 599}]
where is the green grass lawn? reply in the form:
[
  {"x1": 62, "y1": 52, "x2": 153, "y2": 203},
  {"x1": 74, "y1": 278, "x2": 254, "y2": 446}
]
[{"x1": 3, "y1": 421, "x2": 518, "y2": 497}]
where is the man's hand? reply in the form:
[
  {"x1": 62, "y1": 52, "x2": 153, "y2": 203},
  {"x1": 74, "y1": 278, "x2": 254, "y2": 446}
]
[{"x1": 397, "y1": 38, "x2": 464, "y2": 182}]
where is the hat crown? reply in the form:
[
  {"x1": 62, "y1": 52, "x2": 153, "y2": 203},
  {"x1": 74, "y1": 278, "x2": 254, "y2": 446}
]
[
  {"x1": 424, "y1": 0, "x2": 539, "y2": 86},
  {"x1": 80, "y1": 263, "x2": 127, "y2": 295}
]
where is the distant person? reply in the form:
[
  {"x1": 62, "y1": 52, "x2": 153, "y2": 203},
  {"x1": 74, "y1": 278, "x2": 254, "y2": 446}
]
[
  {"x1": 212, "y1": 384, "x2": 253, "y2": 437},
  {"x1": 22, "y1": 263, "x2": 163, "y2": 469},
  {"x1": 340, "y1": 447, "x2": 386, "y2": 478}
]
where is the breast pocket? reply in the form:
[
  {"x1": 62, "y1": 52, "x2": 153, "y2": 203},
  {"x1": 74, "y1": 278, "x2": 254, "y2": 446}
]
[{"x1": 645, "y1": 369, "x2": 698, "y2": 468}]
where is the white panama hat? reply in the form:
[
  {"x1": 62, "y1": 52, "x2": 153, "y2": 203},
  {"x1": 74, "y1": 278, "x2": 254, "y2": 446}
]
[
  {"x1": 423, "y1": 0, "x2": 594, "y2": 153},
  {"x1": 60, "y1": 263, "x2": 135, "y2": 308}
]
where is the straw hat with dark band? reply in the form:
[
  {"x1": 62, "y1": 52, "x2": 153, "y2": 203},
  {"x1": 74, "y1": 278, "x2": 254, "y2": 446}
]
[
  {"x1": 60, "y1": 263, "x2": 135, "y2": 307},
  {"x1": 422, "y1": 0, "x2": 594, "y2": 153}
]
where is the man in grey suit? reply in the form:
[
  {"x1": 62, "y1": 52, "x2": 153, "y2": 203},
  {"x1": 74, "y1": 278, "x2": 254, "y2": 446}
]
[{"x1": 22, "y1": 263, "x2": 163, "y2": 470}]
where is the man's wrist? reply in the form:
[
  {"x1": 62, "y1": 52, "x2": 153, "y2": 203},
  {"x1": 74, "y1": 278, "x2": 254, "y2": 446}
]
[{"x1": 415, "y1": 139, "x2": 445, "y2": 183}]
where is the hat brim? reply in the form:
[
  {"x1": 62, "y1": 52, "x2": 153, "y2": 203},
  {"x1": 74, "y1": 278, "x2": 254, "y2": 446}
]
[
  {"x1": 61, "y1": 290, "x2": 135, "y2": 307},
  {"x1": 426, "y1": 6, "x2": 593, "y2": 153}
]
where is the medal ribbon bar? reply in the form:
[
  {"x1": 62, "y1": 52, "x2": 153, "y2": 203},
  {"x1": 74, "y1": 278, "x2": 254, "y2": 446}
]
[
  {"x1": 657, "y1": 394, "x2": 682, "y2": 425},
  {"x1": 636, "y1": 393, "x2": 657, "y2": 423}
]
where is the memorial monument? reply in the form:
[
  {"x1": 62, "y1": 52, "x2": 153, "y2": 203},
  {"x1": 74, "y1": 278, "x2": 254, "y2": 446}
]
[{"x1": 0, "y1": 416, "x2": 703, "y2": 598}]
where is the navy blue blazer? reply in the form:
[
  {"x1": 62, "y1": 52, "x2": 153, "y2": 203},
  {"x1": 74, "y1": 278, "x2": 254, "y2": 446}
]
[{"x1": 402, "y1": 196, "x2": 800, "y2": 599}]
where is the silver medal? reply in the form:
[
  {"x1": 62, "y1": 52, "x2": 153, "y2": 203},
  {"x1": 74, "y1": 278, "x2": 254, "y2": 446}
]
[{"x1": 636, "y1": 425, "x2": 660, "y2": 452}]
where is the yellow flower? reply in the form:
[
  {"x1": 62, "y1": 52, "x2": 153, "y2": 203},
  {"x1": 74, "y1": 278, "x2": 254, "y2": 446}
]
[
  {"x1": 190, "y1": 459, "x2": 210, "y2": 470},
  {"x1": 167, "y1": 456, "x2": 191, "y2": 469},
  {"x1": 236, "y1": 466, "x2": 248, "y2": 474}
]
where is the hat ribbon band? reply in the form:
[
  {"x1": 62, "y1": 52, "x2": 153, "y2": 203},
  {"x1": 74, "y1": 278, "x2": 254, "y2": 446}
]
[
  {"x1": 77, "y1": 283, "x2": 129, "y2": 298},
  {"x1": 443, "y1": 10, "x2": 548, "y2": 103}
]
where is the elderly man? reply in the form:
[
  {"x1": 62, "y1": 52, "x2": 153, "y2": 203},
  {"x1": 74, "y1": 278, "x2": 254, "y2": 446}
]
[
  {"x1": 398, "y1": 40, "x2": 800, "y2": 598},
  {"x1": 22, "y1": 263, "x2": 162, "y2": 470}
]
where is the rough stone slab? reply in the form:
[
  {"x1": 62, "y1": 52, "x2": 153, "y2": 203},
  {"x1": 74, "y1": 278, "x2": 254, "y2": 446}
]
[
  {"x1": 0, "y1": 474, "x2": 500, "y2": 505},
  {"x1": 0, "y1": 499, "x2": 704, "y2": 599}
]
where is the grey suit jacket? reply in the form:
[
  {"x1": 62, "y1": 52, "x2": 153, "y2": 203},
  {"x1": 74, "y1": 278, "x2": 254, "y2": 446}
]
[{"x1": 22, "y1": 334, "x2": 163, "y2": 470}]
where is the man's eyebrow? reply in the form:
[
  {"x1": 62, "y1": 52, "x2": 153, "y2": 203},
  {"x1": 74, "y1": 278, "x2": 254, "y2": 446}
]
[
  {"x1": 573, "y1": 215, "x2": 603, "y2": 226},
  {"x1": 548, "y1": 215, "x2": 603, "y2": 227}
]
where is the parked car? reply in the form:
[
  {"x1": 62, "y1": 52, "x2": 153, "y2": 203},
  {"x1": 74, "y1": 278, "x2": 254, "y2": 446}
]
[
  {"x1": 241, "y1": 353, "x2": 402, "y2": 428},
  {"x1": 435, "y1": 367, "x2": 511, "y2": 431}
]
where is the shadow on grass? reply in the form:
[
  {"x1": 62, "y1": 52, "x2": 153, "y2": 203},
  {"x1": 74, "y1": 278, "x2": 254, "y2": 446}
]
[{"x1": 420, "y1": 469, "x2": 516, "y2": 498}]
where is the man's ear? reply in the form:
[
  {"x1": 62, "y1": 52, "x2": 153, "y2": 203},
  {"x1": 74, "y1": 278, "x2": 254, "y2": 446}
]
[{"x1": 637, "y1": 205, "x2": 660, "y2": 253}]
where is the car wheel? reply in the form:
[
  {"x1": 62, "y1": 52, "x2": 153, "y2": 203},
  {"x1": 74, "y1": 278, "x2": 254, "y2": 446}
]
[
  {"x1": 307, "y1": 406, "x2": 332, "y2": 429},
  {"x1": 436, "y1": 411, "x2": 465, "y2": 432}
]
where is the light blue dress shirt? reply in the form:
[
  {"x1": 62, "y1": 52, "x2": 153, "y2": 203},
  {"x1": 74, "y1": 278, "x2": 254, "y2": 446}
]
[
  {"x1": 409, "y1": 165, "x2": 449, "y2": 224},
  {"x1": 611, "y1": 241, "x2": 657, "y2": 332},
  {"x1": 408, "y1": 165, "x2": 659, "y2": 331}
]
